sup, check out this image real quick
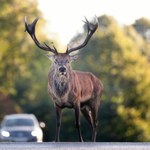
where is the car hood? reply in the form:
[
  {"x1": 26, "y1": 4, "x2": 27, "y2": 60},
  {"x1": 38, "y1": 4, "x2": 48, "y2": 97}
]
[{"x1": 1, "y1": 126, "x2": 36, "y2": 132}]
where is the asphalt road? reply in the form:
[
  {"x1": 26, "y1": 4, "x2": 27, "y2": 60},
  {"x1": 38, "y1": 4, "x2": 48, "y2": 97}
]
[{"x1": 0, "y1": 142, "x2": 150, "y2": 150}]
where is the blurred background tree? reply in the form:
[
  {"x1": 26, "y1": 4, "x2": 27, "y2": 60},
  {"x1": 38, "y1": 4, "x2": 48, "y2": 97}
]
[
  {"x1": 73, "y1": 15, "x2": 150, "y2": 141},
  {"x1": 0, "y1": 0, "x2": 56, "y2": 141},
  {"x1": 1, "y1": 0, "x2": 150, "y2": 142}
]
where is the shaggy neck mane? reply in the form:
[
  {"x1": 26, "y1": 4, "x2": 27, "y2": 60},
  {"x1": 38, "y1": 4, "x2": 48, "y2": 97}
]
[
  {"x1": 50, "y1": 64, "x2": 71, "y2": 98},
  {"x1": 54, "y1": 76, "x2": 69, "y2": 97}
]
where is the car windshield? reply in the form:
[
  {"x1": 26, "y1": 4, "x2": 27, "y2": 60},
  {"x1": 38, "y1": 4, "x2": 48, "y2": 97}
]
[{"x1": 4, "y1": 118, "x2": 34, "y2": 127}]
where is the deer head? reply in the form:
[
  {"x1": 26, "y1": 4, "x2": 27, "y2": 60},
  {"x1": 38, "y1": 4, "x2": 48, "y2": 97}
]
[{"x1": 24, "y1": 17, "x2": 98, "y2": 76}]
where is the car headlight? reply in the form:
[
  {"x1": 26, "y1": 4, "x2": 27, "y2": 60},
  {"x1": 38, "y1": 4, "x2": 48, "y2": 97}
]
[
  {"x1": 31, "y1": 130, "x2": 37, "y2": 137},
  {"x1": 31, "y1": 130, "x2": 41, "y2": 137},
  {"x1": 1, "y1": 131, "x2": 10, "y2": 137}
]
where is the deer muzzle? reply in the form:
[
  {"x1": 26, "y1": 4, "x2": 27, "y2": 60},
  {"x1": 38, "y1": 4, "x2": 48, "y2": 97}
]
[{"x1": 59, "y1": 66, "x2": 67, "y2": 75}]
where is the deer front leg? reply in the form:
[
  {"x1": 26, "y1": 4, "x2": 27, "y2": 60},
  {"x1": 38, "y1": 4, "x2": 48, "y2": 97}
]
[
  {"x1": 55, "y1": 105, "x2": 62, "y2": 142},
  {"x1": 74, "y1": 104, "x2": 83, "y2": 142}
]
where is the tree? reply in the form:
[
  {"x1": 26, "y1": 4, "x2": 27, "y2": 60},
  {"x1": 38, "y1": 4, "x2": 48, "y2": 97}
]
[
  {"x1": 132, "y1": 18, "x2": 150, "y2": 61},
  {"x1": 0, "y1": 0, "x2": 41, "y2": 94},
  {"x1": 0, "y1": 0, "x2": 56, "y2": 141},
  {"x1": 73, "y1": 15, "x2": 150, "y2": 141},
  {"x1": 133, "y1": 18, "x2": 150, "y2": 39}
]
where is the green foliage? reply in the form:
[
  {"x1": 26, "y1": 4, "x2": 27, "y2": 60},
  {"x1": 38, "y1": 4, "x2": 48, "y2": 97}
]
[
  {"x1": 0, "y1": 0, "x2": 40, "y2": 94},
  {"x1": 73, "y1": 15, "x2": 150, "y2": 141},
  {"x1": 133, "y1": 18, "x2": 150, "y2": 38},
  {"x1": 0, "y1": 0, "x2": 54, "y2": 141}
]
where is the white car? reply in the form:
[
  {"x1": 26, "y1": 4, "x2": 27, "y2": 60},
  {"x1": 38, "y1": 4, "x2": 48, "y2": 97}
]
[{"x1": 0, "y1": 114, "x2": 43, "y2": 142}]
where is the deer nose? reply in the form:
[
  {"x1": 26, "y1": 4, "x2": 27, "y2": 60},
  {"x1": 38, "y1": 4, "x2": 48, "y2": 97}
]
[{"x1": 59, "y1": 66, "x2": 66, "y2": 72}]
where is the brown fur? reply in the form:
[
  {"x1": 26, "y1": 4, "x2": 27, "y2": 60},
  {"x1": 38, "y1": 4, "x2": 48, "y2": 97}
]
[{"x1": 48, "y1": 70, "x2": 103, "y2": 107}]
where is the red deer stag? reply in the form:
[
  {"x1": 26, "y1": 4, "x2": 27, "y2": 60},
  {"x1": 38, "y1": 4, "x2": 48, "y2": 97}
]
[{"x1": 25, "y1": 17, "x2": 103, "y2": 142}]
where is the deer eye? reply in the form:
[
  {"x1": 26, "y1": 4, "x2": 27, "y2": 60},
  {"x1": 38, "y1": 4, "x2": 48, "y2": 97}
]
[{"x1": 65, "y1": 60, "x2": 69, "y2": 63}]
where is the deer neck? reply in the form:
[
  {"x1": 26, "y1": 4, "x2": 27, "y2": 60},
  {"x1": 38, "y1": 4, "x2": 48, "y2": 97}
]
[{"x1": 50, "y1": 67, "x2": 71, "y2": 98}]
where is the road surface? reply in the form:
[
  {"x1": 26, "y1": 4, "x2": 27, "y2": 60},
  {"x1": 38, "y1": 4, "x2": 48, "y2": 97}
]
[{"x1": 0, "y1": 142, "x2": 150, "y2": 150}]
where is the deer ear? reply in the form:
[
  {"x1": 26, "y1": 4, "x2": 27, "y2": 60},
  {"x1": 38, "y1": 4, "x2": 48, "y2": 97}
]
[
  {"x1": 70, "y1": 54, "x2": 78, "y2": 62},
  {"x1": 46, "y1": 54, "x2": 55, "y2": 61}
]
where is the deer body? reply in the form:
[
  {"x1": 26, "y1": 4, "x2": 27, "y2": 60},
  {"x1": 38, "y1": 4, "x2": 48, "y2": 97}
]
[
  {"x1": 47, "y1": 53, "x2": 103, "y2": 142},
  {"x1": 25, "y1": 17, "x2": 103, "y2": 142},
  {"x1": 48, "y1": 68, "x2": 103, "y2": 108}
]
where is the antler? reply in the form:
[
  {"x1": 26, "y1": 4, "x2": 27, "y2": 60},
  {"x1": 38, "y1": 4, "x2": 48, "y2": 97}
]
[
  {"x1": 66, "y1": 17, "x2": 98, "y2": 54},
  {"x1": 24, "y1": 17, "x2": 57, "y2": 54}
]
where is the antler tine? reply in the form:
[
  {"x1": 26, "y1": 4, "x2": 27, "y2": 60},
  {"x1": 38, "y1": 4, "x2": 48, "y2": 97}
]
[
  {"x1": 67, "y1": 17, "x2": 98, "y2": 54},
  {"x1": 25, "y1": 17, "x2": 57, "y2": 54}
]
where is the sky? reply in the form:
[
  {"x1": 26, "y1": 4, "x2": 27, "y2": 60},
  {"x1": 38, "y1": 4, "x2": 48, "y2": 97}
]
[{"x1": 37, "y1": 0, "x2": 150, "y2": 48}]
